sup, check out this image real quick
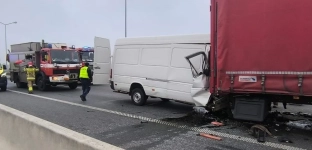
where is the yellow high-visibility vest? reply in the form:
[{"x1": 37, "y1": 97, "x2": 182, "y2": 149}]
[{"x1": 79, "y1": 67, "x2": 89, "y2": 79}]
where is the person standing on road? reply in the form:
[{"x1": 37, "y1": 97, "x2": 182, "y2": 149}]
[
  {"x1": 79, "y1": 62, "x2": 92, "y2": 101},
  {"x1": 24, "y1": 62, "x2": 38, "y2": 94}
]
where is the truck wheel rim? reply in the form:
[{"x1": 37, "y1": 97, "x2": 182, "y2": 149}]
[{"x1": 133, "y1": 93, "x2": 141, "y2": 103}]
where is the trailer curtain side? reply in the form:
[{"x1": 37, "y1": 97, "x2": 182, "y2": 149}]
[{"x1": 211, "y1": 0, "x2": 312, "y2": 96}]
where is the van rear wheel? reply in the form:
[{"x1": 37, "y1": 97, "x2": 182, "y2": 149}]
[
  {"x1": 1, "y1": 86, "x2": 7, "y2": 91},
  {"x1": 131, "y1": 88, "x2": 147, "y2": 106}
]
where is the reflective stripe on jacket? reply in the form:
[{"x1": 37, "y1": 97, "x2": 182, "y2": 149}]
[{"x1": 24, "y1": 67, "x2": 38, "y2": 81}]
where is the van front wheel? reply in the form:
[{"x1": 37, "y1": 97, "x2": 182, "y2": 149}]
[{"x1": 131, "y1": 88, "x2": 147, "y2": 106}]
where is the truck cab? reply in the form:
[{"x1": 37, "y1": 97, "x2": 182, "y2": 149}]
[
  {"x1": 77, "y1": 46, "x2": 94, "y2": 72},
  {"x1": 0, "y1": 64, "x2": 7, "y2": 91}
]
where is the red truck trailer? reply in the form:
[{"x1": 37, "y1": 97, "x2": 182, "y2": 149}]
[{"x1": 186, "y1": 0, "x2": 312, "y2": 122}]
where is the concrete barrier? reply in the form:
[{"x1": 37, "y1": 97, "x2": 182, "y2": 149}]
[{"x1": 0, "y1": 104, "x2": 123, "y2": 150}]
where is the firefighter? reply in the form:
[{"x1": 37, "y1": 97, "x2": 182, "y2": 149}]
[
  {"x1": 24, "y1": 62, "x2": 39, "y2": 94},
  {"x1": 79, "y1": 62, "x2": 92, "y2": 101}
]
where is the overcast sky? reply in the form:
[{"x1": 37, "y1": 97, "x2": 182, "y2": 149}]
[{"x1": 0, "y1": 0, "x2": 210, "y2": 63}]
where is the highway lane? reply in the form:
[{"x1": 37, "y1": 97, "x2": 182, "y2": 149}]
[{"x1": 0, "y1": 82, "x2": 311, "y2": 150}]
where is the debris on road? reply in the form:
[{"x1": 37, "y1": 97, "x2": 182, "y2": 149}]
[
  {"x1": 140, "y1": 121, "x2": 148, "y2": 124},
  {"x1": 211, "y1": 121, "x2": 224, "y2": 126},
  {"x1": 250, "y1": 125, "x2": 273, "y2": 137},
  {"x1": 278, "y1": 136, "x2": 293, "y2": 143},
  {"x1": 199, "y1": 124, "x2": 219, "y2": 128},
  {"x1": 250, "y1": 125, "x2": 272, "y2": 143},
  {"x1": 197, "y1": 133, "x2": 222, "y2": 141},
  {"x1": 193, "y1": 106, "x2": 209, "y2": 115},
  {"x1": 286, "y1": 119, "x2": 312, "y2": 131}
]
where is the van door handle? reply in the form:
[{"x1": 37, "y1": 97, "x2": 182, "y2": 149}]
[{"x1": 94, "y1": 66, "x2": 100, "y2": 69}]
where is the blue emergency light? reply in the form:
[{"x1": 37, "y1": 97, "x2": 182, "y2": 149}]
[
  {"x1": 47, "y1": 44, "x2": 52, "y2": 48},
  {"x1": 82, "y1": 46, "x2": 91, "y2": 51}
]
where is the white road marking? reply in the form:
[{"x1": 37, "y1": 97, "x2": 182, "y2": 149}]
[{"x1": 7, "y1": 89, "x2": 306, "y2": 150}]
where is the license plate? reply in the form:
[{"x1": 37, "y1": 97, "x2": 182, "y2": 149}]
[{"x1": 69, "y1": 74, "x2": 77, "y2": 79}]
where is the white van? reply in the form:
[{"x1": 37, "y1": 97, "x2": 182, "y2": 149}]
[{"x1": 109, "y1": 34, "x2": 211, "y2": 106}]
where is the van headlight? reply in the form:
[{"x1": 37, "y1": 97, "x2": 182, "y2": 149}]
[{"x1": 1, "y1": 72, "x2": 6, "y2": 77}]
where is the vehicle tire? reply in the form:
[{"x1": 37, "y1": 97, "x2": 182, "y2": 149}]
[
  {"x1": 16, "y1": 78, "x2": 22, "y2": 88},
  {"x1": 1, "y1": 86, "x2": 7, "y2": 91},
  {"x1": 37, "y1": 76, "x2": 47, "y2": 91},
  {"x1": 68, "y1": 82, "x2": 78, "y2": 90},
  {"x1": 161, "y1": 98, "x2": 170, "y2": 102},
  {"x1": 131, "y1": 88, "x2": 147, "y2": 106}
]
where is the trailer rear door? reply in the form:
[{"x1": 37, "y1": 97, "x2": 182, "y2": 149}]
[{"x1": 93, "y1": 37, "x2": 111, "y2": 85}]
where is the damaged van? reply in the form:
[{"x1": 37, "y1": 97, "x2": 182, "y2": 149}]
[{"x1": 110, "y1": 34, "x2": 210, "y2": 106}]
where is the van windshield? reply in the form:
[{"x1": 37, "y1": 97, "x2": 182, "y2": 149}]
[{"x1": 50, "y1": 50, "x2": 80, "y2": 64}]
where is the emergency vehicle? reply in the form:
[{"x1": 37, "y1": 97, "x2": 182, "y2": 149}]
[
  {"x1": 0, "y1": 63, "x2": 7, "y2": 91},
  {"x1": 77, "y1": 46, "x2": 94, "y2": 66},
  {"x1": 7, "y1": 40, "x2": 81, "y2": 91},
  {"x1": 77, "y1": 46, "x2": 94, "y2": 71}
]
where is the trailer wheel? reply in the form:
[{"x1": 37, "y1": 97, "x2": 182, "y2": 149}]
[
  {"x1": 37, "y1": 76, "x2": 47, "y2": 91},
  {"x1": 131, "y1": 88, "x2": 147, "y2": 106},
  {"x1": 68, "y1": 82, "x2": 78, "y2": 90}
]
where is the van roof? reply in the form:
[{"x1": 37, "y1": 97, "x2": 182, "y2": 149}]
[{"x1": 115, "y1": 34, "x2": 210, "y2": 46}]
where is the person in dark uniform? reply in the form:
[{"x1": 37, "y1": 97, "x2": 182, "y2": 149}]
[{"x1": 79, "y1": 62, "x2": 93, "y2": 101}]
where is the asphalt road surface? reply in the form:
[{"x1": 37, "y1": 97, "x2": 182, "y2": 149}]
[{"x1": 1, "y1": 81, "x2": 312, "y2": 150}]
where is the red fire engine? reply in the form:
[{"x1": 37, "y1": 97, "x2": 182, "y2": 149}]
[{"x1": 8, "y1": 40, "x2": 81, "y2": 91}]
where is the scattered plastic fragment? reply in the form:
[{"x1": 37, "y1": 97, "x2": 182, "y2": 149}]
[
  {"x1": 257, "y1": 130, "x2": 266, "y2": 143},
  {"x1": 286, "y1": 120, "x2": 312, "y2": 131},
  {"x1": 211, "y1": 121, "x2": 224, "y2": 126},
  {"x1": 197, "y1": 133, "x2": 222, "y2": 141},
  {"x1": 193, "y1": 106, "x2": 209, "y2": 115},
  {"x1": 278, "y1": 136, "x2": 293, "y2": 143}
]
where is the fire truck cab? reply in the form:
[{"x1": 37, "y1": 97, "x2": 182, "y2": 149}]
[{"x1": 77, "y1": 46, "x2": 94, "y2": 72}]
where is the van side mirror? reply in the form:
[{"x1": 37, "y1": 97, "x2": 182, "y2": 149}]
[{"x1": 2, "y1": 65, "x2": 7, "y2": 70}]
